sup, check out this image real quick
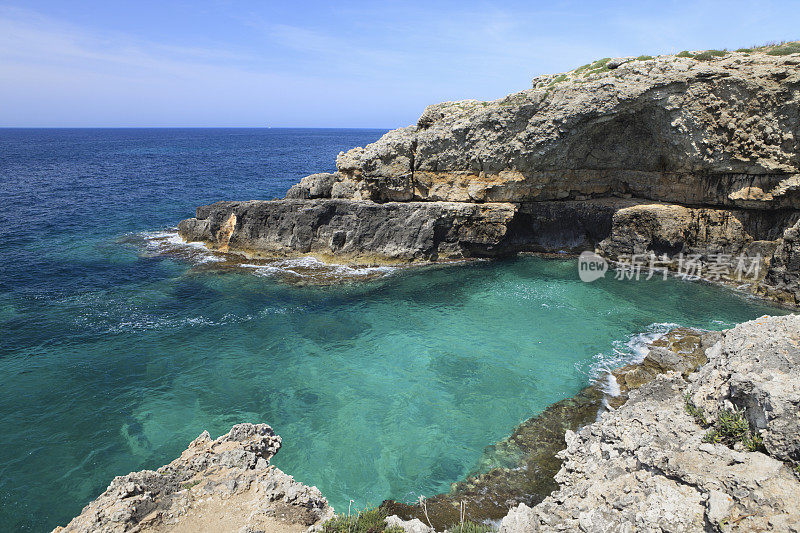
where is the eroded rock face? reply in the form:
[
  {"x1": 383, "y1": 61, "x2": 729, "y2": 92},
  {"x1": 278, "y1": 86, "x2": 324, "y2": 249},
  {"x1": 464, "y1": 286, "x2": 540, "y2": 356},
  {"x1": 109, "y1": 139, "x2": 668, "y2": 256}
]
[
  {"x1": 178, "y1": 47, "x2": 800, "y2": 304},
  {"x1": 333, "y1": 53, "x2": 800, "y2": 206},
  {"x1": 54, "y1": 423, "x2": 333, "y2": 533},
  {"x1": 763, "y1": 219, "x2": 800, "y2": 305},
  {"x1": 499, "y1": 314, "x2": 800, "y2": 532},
  {"x1": 179, "y1": 199, "x2": 519, "y2": 262}
]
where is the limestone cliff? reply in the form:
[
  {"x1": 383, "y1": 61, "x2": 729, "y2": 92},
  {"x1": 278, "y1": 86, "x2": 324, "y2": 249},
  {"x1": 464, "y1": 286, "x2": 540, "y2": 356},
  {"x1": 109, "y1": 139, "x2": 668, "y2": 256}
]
[{"x1": 179, "y1": 46, "x2": 800, "y2": 303}]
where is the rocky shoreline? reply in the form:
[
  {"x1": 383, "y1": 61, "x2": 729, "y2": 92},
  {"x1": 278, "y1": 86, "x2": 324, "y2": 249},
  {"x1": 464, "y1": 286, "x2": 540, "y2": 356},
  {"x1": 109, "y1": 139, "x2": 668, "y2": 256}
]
[
  {"x1": 179, "y1": 45, "x2": 800, "y2": 306},
  {"x1": 55, "y1": 424, "x2": 333, "y2": 533},
  {"x1": 57, "y1": 44, "x2": 800, "y2": 532},
  {"x1": 499, "y1": 313, "x2": 800, "y2": 532},
  {"x1": 56, "y1": 315, "x2": 799, "y2": 532}
]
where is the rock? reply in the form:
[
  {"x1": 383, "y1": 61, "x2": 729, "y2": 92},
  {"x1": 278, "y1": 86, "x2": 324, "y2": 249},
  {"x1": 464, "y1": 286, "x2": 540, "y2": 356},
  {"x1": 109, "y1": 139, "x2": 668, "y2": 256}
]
[
  {"x1": 763, "y1": 219, "x2": 800, "y2": 305},
  {"x1": 688, "y1": 314, "x2": 800, "y2": 463},
  {"x1": 177, "y1": 45, "x2": 800, "y2": 305},
  {"x1": 498, "y1": 315, "x2": 800, "y2": 532},
  {"x1": 336, "y1": 53, "x2": 800, "y2": 205},
  {"x1": 385, "y1": 515, "x2": 434, "y2": 533},
  {"x1": 607, "y1": 57, "x2": 634, "y2": 69},
  {"x1": 179, "y1": 199, "x2": 519, "y2": 262},
  {"x1": 285, "y1": 173, "x2": 341, "y2": 199},
  {"x1": 54, "y1": 423, "x2": 333, "y2": 532}
]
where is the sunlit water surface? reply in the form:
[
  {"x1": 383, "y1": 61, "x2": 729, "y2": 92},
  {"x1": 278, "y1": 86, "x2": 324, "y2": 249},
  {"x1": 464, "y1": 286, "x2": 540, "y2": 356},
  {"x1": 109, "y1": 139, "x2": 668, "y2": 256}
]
[{"x1": 0, "y1": 129, "x2": 788, "y2": 531}]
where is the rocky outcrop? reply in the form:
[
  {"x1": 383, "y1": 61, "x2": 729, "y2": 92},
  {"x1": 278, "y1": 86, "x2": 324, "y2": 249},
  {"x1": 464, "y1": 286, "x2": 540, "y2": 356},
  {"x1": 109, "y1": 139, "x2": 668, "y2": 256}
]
[
  {"x1": 54, "y1": 423, "x2": 332, "y2": 533},
  {"x1": 178, "y1": 46, "x2": 800, "y2": 304},
  {"x1": 499, "y1": 314, "x2": 800, "y2": 532},
  {"x1": 763, "y1": 219, "x2": 800, "y2": 304},
  {"x1": 179, "y1": 199, "x2": 518, "y2": 262}
]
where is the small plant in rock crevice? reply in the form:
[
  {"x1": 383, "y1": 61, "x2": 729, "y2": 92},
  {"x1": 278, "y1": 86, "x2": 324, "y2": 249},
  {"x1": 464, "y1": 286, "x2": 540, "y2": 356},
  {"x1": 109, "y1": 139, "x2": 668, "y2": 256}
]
[
  {"x1": 322, "y1": 506, "x2": 403, "y2": 533},
  {"x1": 701, "y1": 407, "x2": 766, "y2": 453},
  {"x1": 447, "y1": 522, "x2": 495, "y2": 533}
]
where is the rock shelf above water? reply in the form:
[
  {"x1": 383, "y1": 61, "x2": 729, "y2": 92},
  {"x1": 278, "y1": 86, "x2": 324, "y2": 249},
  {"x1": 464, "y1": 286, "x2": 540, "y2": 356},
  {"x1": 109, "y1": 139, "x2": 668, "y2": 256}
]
[{"x1": 178, "y1": 47, "x2": 800, "y2": 305}]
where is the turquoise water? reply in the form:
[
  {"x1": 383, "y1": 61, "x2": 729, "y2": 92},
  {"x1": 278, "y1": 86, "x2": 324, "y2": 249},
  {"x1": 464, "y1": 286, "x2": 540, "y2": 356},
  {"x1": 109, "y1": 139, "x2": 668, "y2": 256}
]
[{"x1": 0, "y1": 129, "x2": 788, "y2": 531}]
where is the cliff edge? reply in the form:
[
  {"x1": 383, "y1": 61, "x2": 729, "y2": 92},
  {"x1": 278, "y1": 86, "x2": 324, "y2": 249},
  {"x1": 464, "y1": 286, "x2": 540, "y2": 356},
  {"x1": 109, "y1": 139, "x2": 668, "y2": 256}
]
[{"x1": 179, "y1": 44, "x2": 800, "y2": 304}]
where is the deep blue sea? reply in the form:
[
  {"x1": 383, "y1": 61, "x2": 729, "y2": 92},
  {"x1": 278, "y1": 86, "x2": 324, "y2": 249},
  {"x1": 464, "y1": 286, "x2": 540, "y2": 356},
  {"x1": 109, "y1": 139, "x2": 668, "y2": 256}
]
[{"x1": 0, "y1": 128, "x2": 788, "y2": 531}]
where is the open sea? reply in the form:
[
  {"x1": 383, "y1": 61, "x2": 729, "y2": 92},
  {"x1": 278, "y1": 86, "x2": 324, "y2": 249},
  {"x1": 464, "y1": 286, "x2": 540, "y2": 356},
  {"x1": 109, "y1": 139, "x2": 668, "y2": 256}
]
[{"x1": 0, "y1": 128, "x2": 788, "y2": 531}]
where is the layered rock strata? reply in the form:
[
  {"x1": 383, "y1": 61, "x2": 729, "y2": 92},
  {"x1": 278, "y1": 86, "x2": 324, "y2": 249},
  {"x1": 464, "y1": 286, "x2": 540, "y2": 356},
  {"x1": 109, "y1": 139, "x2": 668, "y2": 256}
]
[
  {"x1": 179, "y1": 47, "x2": 800, "y2": 304},
  {"x1": 54, "y1": 423, "x2": 332, "y2": 533}
]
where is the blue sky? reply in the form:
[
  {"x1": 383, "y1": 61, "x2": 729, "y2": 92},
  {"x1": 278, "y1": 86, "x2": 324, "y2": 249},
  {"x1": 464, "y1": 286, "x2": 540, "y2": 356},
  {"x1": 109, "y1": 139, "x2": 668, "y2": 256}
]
[{"x1": 0, "y1": 1, "x2": 798, "y2": 127}]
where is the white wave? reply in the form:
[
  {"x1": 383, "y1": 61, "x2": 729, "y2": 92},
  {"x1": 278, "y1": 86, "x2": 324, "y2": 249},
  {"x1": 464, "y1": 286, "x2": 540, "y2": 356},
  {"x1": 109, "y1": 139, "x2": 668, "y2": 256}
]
[
  {"x1": 585, "y1": 322, "x2": 683, "y2": 382},
  {"x1": 137, "y1": 230, "x2": 224, "y2": 264},
  {"x1": 241, "y1": 256, "x2": 396, "y2": 279}
]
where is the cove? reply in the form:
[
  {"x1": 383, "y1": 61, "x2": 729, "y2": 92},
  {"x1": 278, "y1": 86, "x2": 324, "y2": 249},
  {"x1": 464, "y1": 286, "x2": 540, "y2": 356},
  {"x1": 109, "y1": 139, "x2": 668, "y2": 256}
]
[{"x1": 0, "y1": 253, "x2": 786, "y2": 531}]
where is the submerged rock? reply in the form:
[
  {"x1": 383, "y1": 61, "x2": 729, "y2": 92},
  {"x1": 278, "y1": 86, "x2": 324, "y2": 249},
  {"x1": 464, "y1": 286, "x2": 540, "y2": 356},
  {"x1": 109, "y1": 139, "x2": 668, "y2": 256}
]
[
  {"x1": 178, "y1": 45, "x2": 800, "y2": 305},
  {"x1": 499, "y1": 314, "x2": 800, "y2": 532},
  {"x1": 54, "y1": 423, "x2": 332, "y2": 533}
]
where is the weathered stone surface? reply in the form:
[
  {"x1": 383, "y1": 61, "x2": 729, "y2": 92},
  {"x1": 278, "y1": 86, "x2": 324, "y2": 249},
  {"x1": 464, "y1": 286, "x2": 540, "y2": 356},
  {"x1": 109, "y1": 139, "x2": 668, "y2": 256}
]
[
  {"x1": 499, "y1": 315, "x2": 800, "y2": 532},
  {"x1": 285, "y1": 173, "x2": 341, "y2": 199},
  {"x1": 54, "y1": 424, "x2": 332, "y2": 533},
  {"x1": 178, "y1": 46, "x2": 800, "y2": 305},
  {"x1": 335, "y1": 53, "x2": 800, "y2": 207},
  {"x1": 384, "y1": 515, "x2": 433, "y2": 533},
  {"x1": 599, "y1": 203, "x2": 796, "y2": 258},
  {"x1": 179, "y1": 199, "x2": 519, "y2": 262},
  {"x1": 763, "y1": 219, "x2": 800, "y2": 305},
  {"x1": 688, "y1": 314, "x2": 800, "y2": 463}
]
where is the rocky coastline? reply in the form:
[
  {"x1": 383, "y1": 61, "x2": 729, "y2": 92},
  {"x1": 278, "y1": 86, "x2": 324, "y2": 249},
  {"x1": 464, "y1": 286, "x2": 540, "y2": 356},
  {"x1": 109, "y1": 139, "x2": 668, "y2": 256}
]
[
  {"x1": 57, "y1": 315, "x2": 800, "y2": 532},
  {"x1": 55, "y1": 423, "x2": 333, "y2": 533},
  {"x1": 59, "y1": 44, "x2": 800, "y2": 532},
  {"x1": 179, "y1": 45, "x2": 800, "y2": 306}
]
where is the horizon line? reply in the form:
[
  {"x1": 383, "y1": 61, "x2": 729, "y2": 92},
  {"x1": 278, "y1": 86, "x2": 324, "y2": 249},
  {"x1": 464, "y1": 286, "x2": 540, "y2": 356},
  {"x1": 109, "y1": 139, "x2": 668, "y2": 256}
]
[{"x1": 0, "y1": 126, "x2": 394, "y2": 130}]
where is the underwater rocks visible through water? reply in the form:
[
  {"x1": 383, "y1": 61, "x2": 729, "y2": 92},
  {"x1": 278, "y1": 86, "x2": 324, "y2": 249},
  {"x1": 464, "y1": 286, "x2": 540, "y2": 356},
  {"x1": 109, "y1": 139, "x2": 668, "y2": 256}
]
[{"x1": 379, "y1": 327, "x2": 717, "y2": 530}]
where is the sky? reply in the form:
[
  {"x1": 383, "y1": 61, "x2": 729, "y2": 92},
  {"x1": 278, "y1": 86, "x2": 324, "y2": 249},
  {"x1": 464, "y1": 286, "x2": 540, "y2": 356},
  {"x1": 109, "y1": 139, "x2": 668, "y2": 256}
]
[{"x1": 0, "y1": 0, "x2": 798, "y2": 128}]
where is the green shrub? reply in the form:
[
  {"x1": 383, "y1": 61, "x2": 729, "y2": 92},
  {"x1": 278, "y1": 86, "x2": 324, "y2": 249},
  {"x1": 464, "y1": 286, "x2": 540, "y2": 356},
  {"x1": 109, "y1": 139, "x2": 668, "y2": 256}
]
[
  {"x1": 676, "y1": 51, "x2": 694, "y2": 58},
  {"x1": 547, "y1": 74, "x2": 568, "y2": 86},
  {"x1": 448, "y1": 522, "x2": 495, "y2": 533},
  {"x1": 693, "y1": 50, "x2": 727, "y2": 61},
  {"x1": 717, "y1": 408, "x2": 750, "y2": 440},
  {"x1": 636, "y1": 55, "x2": 654, "y2": 61},
  {"x1": 735, "y1": 48, "x2": 754, "y2": 53},
  {"x1": 701, "y1": 408, "x2": 765, "y2": 452},
  {"x1": 323, "y1": 506, "x2": 403, "y2": 533},
  {"x1": 742, "y1": 430, "x2": 766, "y2": 453},
  {"x1": 703, "y1": 428, "x2": 723, "y2": 444},
  {"x1": 767, "y1": 42, "x2": 800, "y2": 56},
  {"x1": 573, "y1": 63, "x2": 592, "y2": 74}
]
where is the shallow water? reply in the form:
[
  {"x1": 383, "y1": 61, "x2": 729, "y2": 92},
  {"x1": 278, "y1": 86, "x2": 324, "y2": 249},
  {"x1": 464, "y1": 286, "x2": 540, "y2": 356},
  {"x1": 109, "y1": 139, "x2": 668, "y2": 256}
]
[{"x1": 0, "y1": 129, "x2": 788, "y2": 531}]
